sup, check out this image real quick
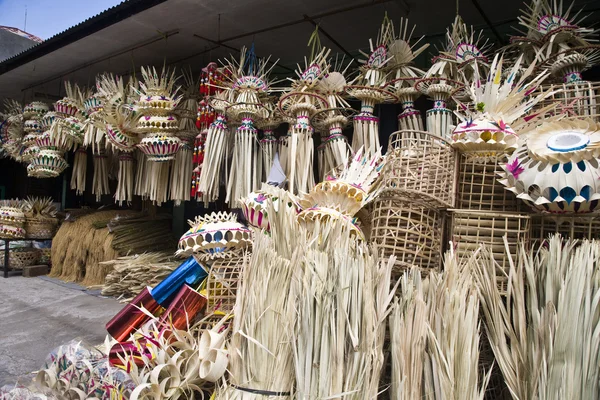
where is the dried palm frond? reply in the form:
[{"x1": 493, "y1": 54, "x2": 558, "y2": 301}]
[
  {"x1": 0, "y1": 199, "x2": 24, "y2": 209},
  {"x1": 22, "y1": 197, "x2": 57, "y2": 219},
  {"x1": 99, "y1": 252, "x2": 179, "y2": 301},
  {"x1": 474, "y1": 234, "x2": 600, "y2": 400}
]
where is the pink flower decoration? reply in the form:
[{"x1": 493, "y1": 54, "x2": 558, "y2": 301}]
[{"x1": 506, "y1": 159, "x2": 524, "y2": 179}]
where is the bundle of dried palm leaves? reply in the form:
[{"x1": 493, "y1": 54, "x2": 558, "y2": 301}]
[
  {"x1": 294, "y1": 221, "x2": 397, "y2": 399},
  {"x1": 99, "y1": 252, "x2": 179, "y2": 302},
  {"x1": 474, "y1": 235, "x2": 600, "y2": 400},
  {"x1": 390, "y1": 251, "x2": 489, "y2": 399},
  {"x1": 218, "y1": 189, "x2": 298, "y2": 399}
]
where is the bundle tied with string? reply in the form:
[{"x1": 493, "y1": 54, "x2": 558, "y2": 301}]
[
  {"x1": 223, "y1": 45, "x2": 277, "y2": 205},
  {"x1": 217, "y1": 189, "x2": 298, "y2": 400},
  {"x1": 278, "y1": 29, "x2": 330, "y2": 194},
  {"x1": 133, "y1": 67, "x2": 183, "y2": 205},
  {"x1": 96, "y1": 73, "x2": 139, "y2": 205},
  {"x1": 346, "y1": 15, "x2": 397, "y2": 156},
  {"x1": 383, "y1": 16, "x2": 429, "y2": 131}
]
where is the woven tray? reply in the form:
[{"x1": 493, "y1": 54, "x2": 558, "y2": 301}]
[
  {"x1": 0, "y1": 248, "x2": 40, "y2": 269},
  {"x1": 24, "y1": 217, "x2": 58, "y2": 239},
  {"x1": 371, "y1": 190, "x2": 445, "y2": 280},
  {"x1": 385, "y1": 130, "x2": 457, "y2": 208}
]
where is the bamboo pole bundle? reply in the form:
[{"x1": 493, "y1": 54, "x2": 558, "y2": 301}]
[{"x1": 474, "y1": 235, "x2": 600, "y2": 400}]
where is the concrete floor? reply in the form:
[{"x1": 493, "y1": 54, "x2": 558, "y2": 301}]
[{"x1": 0, "y1": 276, "x2": 122, "y2": 386}]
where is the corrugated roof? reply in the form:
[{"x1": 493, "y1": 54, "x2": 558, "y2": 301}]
[{"x1": 0, "y1": 0, "x2": 166, "y2": 75}]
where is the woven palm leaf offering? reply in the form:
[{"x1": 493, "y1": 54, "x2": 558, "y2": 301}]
[
  {"x1": 520, "y1": 0, "x2": 600, "y2": 84},
  {"x1": 474, "y1": 235, "x2": 600, "y2": 399},
  {"x1": 169, "y1": 68, "x2": 200, "y2": 206},
  {"x1": 177, "y1": 211, "x2": 252, "y2": 264},
  {"x1": 346, "y1": 15, "x2": 397, "y2": 156},
  {"x1": 312, "y1": 54, "x2": 355, "y2": 181},
  {"x1": 196, "y1": 63, "x2": 232, "y2": 203},
  {"x1": 297, "y1": 147, "x2": 385, "y2": 240},
  {"x1": 0, "y1": 99, "x2": 25, "y2": 163},
  {"x1": 132, "y1": 67, "x2": 183, "y2": 205},
  {"x1": 21, "y1": 101, "x2": 48, "y2": 166},
  {"x1": 384, "y1": 17, "x2": 429, "y2": 131},
  {"x1": 257, "y1": 100, "x2": 283, "y2": 181},
  {"x1": 0, "y1": 199, "x2": 26, "y2": 239},
  {"x1": 415, "y1": 16, "x2": 466, "y2": 138},
  {"x1": 278, "y1": 28, "x2": 331, "y2": 194},
  {"x1": 499, "y1": 118, "x2": 600, "y2": 212},
  {"x1": 97, "y1": 73, "x2": 139, "y2": 205},
  {"x1": 23, "y1": 196, "x2": 58, "y2": 239},
  {"x1": 222, "y1": 45, "x2": 279, "y2": 206},
  {"x1": 453, "y1": 54, "x2": 555, "y2": 162}
]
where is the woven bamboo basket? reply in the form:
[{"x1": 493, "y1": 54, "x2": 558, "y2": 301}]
[
  {"x1": 24, "y1": 217, "x2": 58, "y2": 239},
  {"x1": 205, "y1": 254, "x2": 247, "y2": 313},
  {"x1": 530, "y1": 212, "x2": 600, "y2": 243},
  {"x1": 385, "y1": 130, "x2": 458, "y2": 208},
  {"x1": 531, "y1": 80, "x2": 600, "y2": 121},
  {"x1": 457, "y1": 154, "x2": 519, "y2": 212},
  {"x1": 450, "y1": 210, "x2": 530, "y2": 294},
  {"x1": 39, "y1": 248, "x2": 52, "y2": 265},
  {"x1": 371, "y1": 190, "x2": 445, "y2": 279},
  {"x1": 0, "y1": 248, "x2": 40, "y2": 269}
]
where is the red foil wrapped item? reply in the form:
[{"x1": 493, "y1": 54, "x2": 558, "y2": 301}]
[
  {"x1": 105, "y1": 286, "x2": 162, "y2": 342},
  {"x1": 158, "y1": 284, "x2": 207, "y2": 330}
]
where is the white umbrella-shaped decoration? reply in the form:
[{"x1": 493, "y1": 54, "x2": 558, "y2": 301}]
[{"x1": 499, "y1": 119, "x2": 600, "y2": 213}]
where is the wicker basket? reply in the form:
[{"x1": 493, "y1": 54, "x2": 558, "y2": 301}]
[
  {"x1": 205, "y1": 254, "x2": 247, "y2": 313},
  {"x1": 0, "y1": 248, "x2": 40, "y2": 269},
  {"x1": 531, "y1": 80, "x2": 600, "y2": 121},
  {"x1": 531, "y1": 212, "x2": 600, "y2": 243},
  {"x1": 24, "y1": 217, "x2": 58, "y2": 239},
  {"x1": 450, "y1": 210, "x2": 530, "y2": 294},
  {"x1": 371, "y1": 190, "x2": 445, "y2": 279},
  {"x1": 38, "y1": 248, "x2": 52, "y2": 265},
  {"x1": 457, "y1": 154, "x2": 519, "y2": 212},
  {"x1": 385, "y1": 130, "x2": 458, "y2": 208}
]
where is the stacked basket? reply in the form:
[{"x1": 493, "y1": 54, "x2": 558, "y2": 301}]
[
  {"x1": 371, "y1": 129, "x2": 457, "y2": 278},
  {"x1": 0, "y1": 201, "x2": 41, "y2": 269}
]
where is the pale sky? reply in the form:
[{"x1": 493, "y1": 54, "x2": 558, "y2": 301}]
[{"x1": 0, "y1": 0, "x2": 124, "y2": 40}]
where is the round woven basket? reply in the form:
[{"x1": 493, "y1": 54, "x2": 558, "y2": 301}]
[
  {"x1": 24, "y1": 217, "x2": 58, "y2": 239},
  {"x1": 39, "y1": 248, "x2": 52, "y2": 265},
  {"x1": 0, "y1": 248, "x2": 40, "y2": 269}
]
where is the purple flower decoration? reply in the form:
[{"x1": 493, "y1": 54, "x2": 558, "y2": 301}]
[
  {"x1": 146, "y1": 96, "x2": 152, "y2": 102},
  {"x1": 506, "y1": 158, "x2": 524, "y2": 179},
  {"x1": 465, "y1": 118, "x2": 476, "y2": 128},
  {"x1": 255, "y1": 193, "x2": 267, "y2": 203},
  {"x1": 160, "y1": 95, "x2": 166, "y2": 100}
]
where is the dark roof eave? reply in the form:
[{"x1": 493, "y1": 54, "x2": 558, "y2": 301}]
[{"x1": 0, "y1": 0, "x2": 167, "y2": 76}]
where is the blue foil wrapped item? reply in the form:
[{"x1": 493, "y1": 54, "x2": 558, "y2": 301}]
[{"x1": 151, "y1": 256, "x2": 208, "y2": 307}]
